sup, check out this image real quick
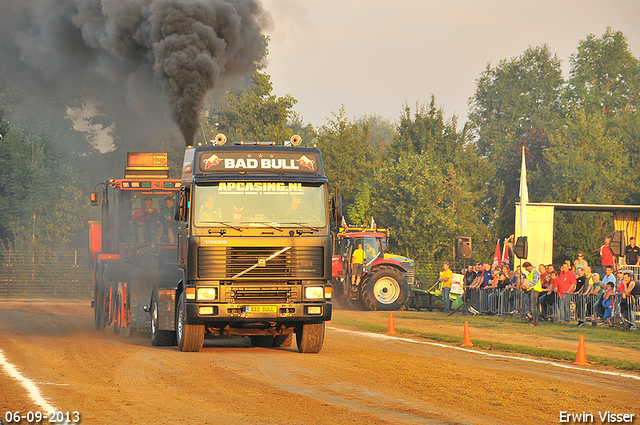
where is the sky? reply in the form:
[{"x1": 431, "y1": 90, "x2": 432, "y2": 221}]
[{"x1": 261, "y1": 0, "x2": 640, "y2": 128}]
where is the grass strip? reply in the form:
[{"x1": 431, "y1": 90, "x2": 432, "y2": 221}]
[
  {"x1": 331, "y1": 317, "x2": 640, "y2": 372},
  {"x1": 393, "y1": 312, "x2": 640, "y2": 349}
]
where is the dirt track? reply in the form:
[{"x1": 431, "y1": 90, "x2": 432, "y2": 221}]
[{"x1": 1, "y1": 300, "x2": 638, "y2": 424}]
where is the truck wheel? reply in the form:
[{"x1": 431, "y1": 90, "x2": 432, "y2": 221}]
[
  {"x1": 362, "y1": 266, "x2": 409, "y2": 311},
  {"x1": 273, "y1": 333, "x2": 293, "y2": 348},
  {"x1": 94, "y1": 288, "x2": 106, "y2": 330},
  {"x1": 176, "y1": 292, "x2": 204, "y2": 352},
  {"x1": 296, "y1": 322, "x2": 325, "y2": 353},
  {"x1": 150, "y1": 293, "x2": 175, "y2": 346},
  {"x1": 96, "y1": 270, "x2": 111, "y2": 330},
  {"x1": 250, "y1": 335, "x2": 275, "y2": 347},
  {"x1": 113, "y1": 293, "x2": 122, "y2": 335}
]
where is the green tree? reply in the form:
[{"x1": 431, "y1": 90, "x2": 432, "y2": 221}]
[
  {"x1": 315, "y1": 106, "x2": 377, "y2": 207},
  {"x1": 566, "y1": 28, "x2": 640, "y2": 204},
  {"x1": 541, "y1": 111, "x2": 631, "y2": 263},
  {"x1": 204, "y1": 71, "x2": 298, "y2": 143},
  {"x1": 355, "y1": 114, "x2": 397, "y2": 153},
  {"x1": 468, "y1": 45, "x2": 565, "y2": 236},
  {"x1": 346, "y1": 183, "x2": 372, "y2": 227},
  {"x1": 0, "y1": 130, "x2": 88, "y2": 256},
  {"x1": 372, "y1": 100, "x2": 490, "y2": 272},
  {"x1": 566, "y1": 28, "x2": 640, "y2": 118}
]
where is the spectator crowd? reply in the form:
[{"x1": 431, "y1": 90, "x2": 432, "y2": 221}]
[{"x1": 450, "y1": 236, "x2": 640, "y2": 327}]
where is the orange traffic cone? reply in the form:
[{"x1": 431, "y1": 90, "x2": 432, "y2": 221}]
[
  {"x1": 386, "y1": 312, "x2": 397, "y2": 334},
  {"x1": 572, "y1": 334, "x2": 590, "y2": 366},
  {"x1": 461, "y1": 321, "x2": 473, "y2": 347}
]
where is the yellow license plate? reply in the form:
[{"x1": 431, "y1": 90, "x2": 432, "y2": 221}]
[{"x1": 246, "y1": 305, "x2": 277, "y2": 314}]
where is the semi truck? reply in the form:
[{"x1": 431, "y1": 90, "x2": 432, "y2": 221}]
[
  {"x1": 89, "y1": 152, "x2": 181, "y2": 334},
  {"x1": 150, "y1": 135, "x2": 339, "y2": 353}
]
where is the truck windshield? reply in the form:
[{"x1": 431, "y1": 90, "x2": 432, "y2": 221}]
[{"x1": 194, "y1": 182, "x2": 326, "y2": 229}]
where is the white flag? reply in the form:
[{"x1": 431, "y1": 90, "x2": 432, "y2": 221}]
[{"x1": 519, "y1": 148, "x2": 529, "y2": 233}]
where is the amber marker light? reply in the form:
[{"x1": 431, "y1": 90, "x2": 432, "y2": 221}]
[
  {"x1": 324, "y1": 286, "x2": 332, "y2": 299},
  {"x1": 185, "y1": 287, "x2": 196, "y2": 300}
]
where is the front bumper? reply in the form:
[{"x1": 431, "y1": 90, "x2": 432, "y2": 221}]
[{"x1": 186, "y1": 301, "x2": 332, "y2": 323}]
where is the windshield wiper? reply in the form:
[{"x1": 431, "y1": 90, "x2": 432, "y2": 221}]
[
  {"x1": 202, "y1": 221, "x2": 242, "y2": 232},
  {"x1": 240, "y1": 221, "x2": 282, "y2": 232},
  {"x1": 281, "y1": 222, "x2": 319, "y2": 232}
]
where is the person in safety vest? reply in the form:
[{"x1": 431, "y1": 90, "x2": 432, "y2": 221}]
[
  {"x1": 521, "y1": 262, "x2": 541, "y2": 290},
  {"x1": 522, "y1": 262, "x2": 543, "y2": 324}
]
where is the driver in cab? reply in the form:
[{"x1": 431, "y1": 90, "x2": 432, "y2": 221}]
[{"x1": 131, "y1": 196, "x2": 161, "y2": 243}]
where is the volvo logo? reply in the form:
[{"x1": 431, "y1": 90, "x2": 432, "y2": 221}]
[{"x1": 203, "y1": 239, "x2": 228, "y2": 245}]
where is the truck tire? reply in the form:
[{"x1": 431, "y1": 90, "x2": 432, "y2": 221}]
[
  {"x1": 176, "y1": 292, "x2": 204, "y2": 352},
  {"x1": 362, "y1": 266, "x2": 409, "y2": 311},
  {"x1": 93, "y1": 265, "x2": 103, "y2": 329},
  {"x1": 94, "y1": 286, "x2": 106, "y2": 330},
  {"x1": 113, "y1": 293, "x2": 122, "y2": 335},
  {"x1": 296, "y1": 322, "x2": 325, "y2": 353},
  {"x1": 96, "y1": 269, "x2": 111, "y2": 330},
  {"x1": 150, "y1": 293, "x2": 175, "y2": 346},
  {"x1": 250, "y1": 335, "x2": 275, "y2": 347},
  {"x1": 273, "y1": 333, "x2": 293, "y2": 348}
]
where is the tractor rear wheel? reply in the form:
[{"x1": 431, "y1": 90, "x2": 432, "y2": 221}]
[{"x1": 362, "y1": 266, "x2": 409, "y2": 311}]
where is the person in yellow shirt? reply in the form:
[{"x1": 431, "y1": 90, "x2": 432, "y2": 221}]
[
  {"x1": 364, "y1": 241, "x2": 378, "y2": 263},
  {"x1": 439, "y1": 262, "x2": 453, "y2": 312},
  {"x1": 351, "y1": 243, "x2": 364, "y2": 288}
]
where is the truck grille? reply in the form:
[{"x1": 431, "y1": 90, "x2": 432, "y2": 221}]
[
  {"x1": 228, "y1": 288, "x2": 291, "y2": 304},
  {"x1": 198, "y1": 246, "x2": 324, "y2": 280}
]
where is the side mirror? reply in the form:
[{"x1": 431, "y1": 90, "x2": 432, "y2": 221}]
[
  {"x1": 331, "y1": 195, "x2": 343, "y2": 228},
  {"x1": 90, "y1": 192, "x2": 100, "y2": 206}
]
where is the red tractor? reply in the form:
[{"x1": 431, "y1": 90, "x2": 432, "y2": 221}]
[{"x1": 332, "y1": 227, "x2": 411, "y2": 310}]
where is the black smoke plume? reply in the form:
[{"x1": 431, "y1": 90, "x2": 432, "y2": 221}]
[{"x1": 0, "y1": 0, "x2": 270, "y2": 147}]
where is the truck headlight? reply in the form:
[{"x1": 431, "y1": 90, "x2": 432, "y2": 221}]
[
  {"x1": 305, "y1": 286, "x2": 324, "y2": 299},
  {"x1": 197, "y1": 287, "x2": 217, "y2": 301}
]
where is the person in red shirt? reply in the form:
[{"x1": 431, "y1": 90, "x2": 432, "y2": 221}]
[
  {"x1": 557, "y1": 263, "x2": 577, "y2": 294},
  {"x1": 600, "y1": 237, "x2": 614, "y2": 269},
  {"x1": 556, "y1": 263, "x2": 576, "y2": 321}
]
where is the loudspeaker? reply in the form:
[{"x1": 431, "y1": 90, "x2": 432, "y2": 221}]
[
  {"x1": 455, "y1": 236, "x2": 472, "y2": 258},
  {"x1": 610, "y1": 230, "x2": 625, "y2": 256},
  {"x1": 514, "y1": 236, "x2": 528, "y2": 259}
]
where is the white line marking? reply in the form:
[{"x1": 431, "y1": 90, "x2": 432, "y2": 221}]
[
  {"x1": 0, "y1": 348, "x2": 57, "y2": 411},
  {"x1": 328, "y1": 326, "x2": 640, "y2": 381}
]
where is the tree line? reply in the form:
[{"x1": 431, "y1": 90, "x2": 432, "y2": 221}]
[{"x1": 1, "y1": 28, "x2": 639, "y2": 278}]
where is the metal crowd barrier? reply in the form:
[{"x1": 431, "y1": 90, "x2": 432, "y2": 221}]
[{"x1": 461, "y1": 288, "x2": 637, "y2": 328}]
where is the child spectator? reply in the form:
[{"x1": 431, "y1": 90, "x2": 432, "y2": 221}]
[{"x1": 602, "y1": 282, "x2": 615, "y2": 326}]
